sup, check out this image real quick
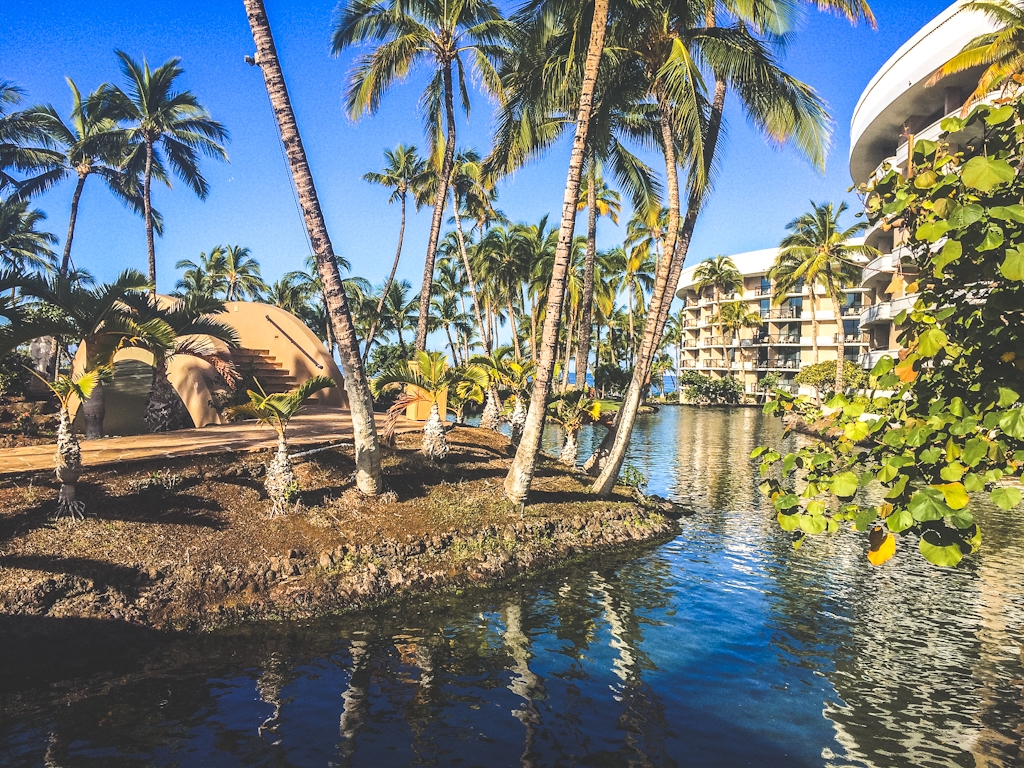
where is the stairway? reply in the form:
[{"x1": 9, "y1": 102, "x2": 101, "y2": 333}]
[{"x1": 231, "y1": 348, "x2": 297, "y2": 394}]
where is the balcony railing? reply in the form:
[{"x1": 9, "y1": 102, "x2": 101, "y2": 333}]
[
  {"x1": 762, "y1": 307, "x2": 801, "y2": 320},
  {"x1": 757, "y1": 359, "x2": 800, "y2": 370},
  {"x1": 840, "y1": 305, "x2": 864, "y2": 317},
  {"x1": 834, "y1": 333, "x2": 865, "y2": 343}
]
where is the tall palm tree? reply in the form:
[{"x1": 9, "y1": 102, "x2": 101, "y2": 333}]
[
  {"x1": 244, "y1": 0, "x2": 383, "y2": 495},
  {"x1": 0, "y1": 80, "x2": 62, "y2": 196},
  {"x1": 25, "y1": 80, "x2": 148, "y2": 277},
  {"x1": 477, "y1": 225, "x2": 528, "y2": 360},
  {"x1": 693, "y1": 255, "x2": 742, "y2": 348},
  {"x1": 379, "y1": 279, "x2": 419, "y2": 355},
  {"x1": 930, "y1": 0, "x2": 1024, "y2": 110},
  {"x1": 108, "y1": 51, "x2": 228, "y2": 290},
  {"x1": 175, "y1": 245, "x2": 228, "y2": 299},
  {"x1": 661, "y1": 305, "x2": 684, "y2": 402},
  {"x1": 591, "y1": 0, "x2": 874, "y2": 496},
  {"x1": 331, "y1": 0, "x2": 508, "y2": 351},
  {"x1": 265, "y1": 275, "x2": 312, "y2": 315},
  {"x1": 517, "y1": 214, "x2": 559, "y2": 360},
  {"x1": 220, "y1": 244, "x2": 266, "y2": 300},
  {"x1": 0, "y1": 196, "x2": 57, "y2": 275},
  {"x1": 772, "y1": 200, "x2": 873, "y2": 391},
  {"x1": 361, "y1": 144, "x2": 428, "y2": 358}
]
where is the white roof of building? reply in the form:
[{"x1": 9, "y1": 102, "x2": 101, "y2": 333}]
[{"x1": 676, "y1": 247, "x2": 779, "y2": 293}]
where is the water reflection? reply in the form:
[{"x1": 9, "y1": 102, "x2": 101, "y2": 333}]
[{"x1": 2, "y1": 407, "x2": 1023, "y2": 767}]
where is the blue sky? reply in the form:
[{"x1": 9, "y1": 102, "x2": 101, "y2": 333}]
[{"x1": 1, "y1": 0, "x2": 952, "y2": 307}]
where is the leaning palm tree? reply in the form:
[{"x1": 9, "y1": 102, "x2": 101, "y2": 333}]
[
  {"x1": 34, "y1": 366, "x2": 111, "y2": 520},
  {"x1": 25, "y1": 79, "x2": 149, "y2": 277},
  {"x1": 772, "y1": 200, "x2": 872, "y2": 391},
  {"x1": 244, "y1": 0, "x2": 383, "y2": 495},
  {"x1": 331, "y1": 0, "x2": 509, "y2": 351},
  {"x1": 361, "y1": 144, "x2": 428, "y2": 358},
  {"x1": 0, "y1": 196, "x2": 57, "y2": 275},
  {"x1": 228, "y1": 376, "x2": 336, "y2": 514},
  {"x1": 0, "y1": 80, "x2": 62, "y2": 196},
  {"x1": 371, "y1": 351, "x2": 487, "y2": 458},
  {"x1": 108, "y1": 51, "x2": 228, "y2": 290},
  {"x1": 547, "y1": 389, "x2": 600, "y2": 466},
  {"x1": 930, "y1": 0, "x2": 1024, "y2": 111}
]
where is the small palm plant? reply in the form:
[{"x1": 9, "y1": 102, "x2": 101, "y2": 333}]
[
  {"x1": 371, "y1": 351, "x2": 486, "y2": 459},
  {"x1": 502, "y1": 359, "x2": 536, "y2": 445},
  {"x1": 35, "y1": 366, "x2": 111, "y2": 519},
  {"x1": 470, "y1": 348, "x2": 513, "y2": 431},
  {"x1": 227, "y1": 376, "x2": 335, "y2": 514},
  {"x1": 547, "y1": 390, "x2": 600, "y2": 466}
]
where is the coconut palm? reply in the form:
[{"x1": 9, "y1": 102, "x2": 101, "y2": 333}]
[
  {"x1": 547, "y1": 389, "x2": 600, "y2": 466},
  {"x1": 470, "y1": 348, "x2": 513, "y2": 431},
  {"x1": 34, "y1": 366, "x2": 111, "y2": 519},
  {"x1": 0, "y1": 80, "x2": 62, "y2": 196},
  {"x1": 930, "y1": 0, "x2": 1024, "y2": 110},
  {"x1": 331, "y1": 0, "x2": 508, "y2": 351},
  {"x1": 772, "y1": 200, "x2": 873, "y2": 391},
  {"x1": 107, "y1": 51, "x2": 228, "y2": 290},
  {"x1": 265, "y1": 275, "x2": 312, "y2": 315},
  {"x1": 24, "y1": 79, "x2": 149, "y2": 277},
  {"x1": 175, "y1": 245, "x2": 229, "y2": 299},
  {"x1": 244, "y1": 0, "x2": 383, "y2": 495},
  {"x1": 377, "y1": 279, "x2": 418, "y2": 356},
  {"x1": 477, "y1": 225, "x2": 529, "y2": 360},
  {"x1": 219, "y1": 245, "x2": 266, "y2": 300},
  {"x1": 228, "y1": 376, "x2": 336, "y2": 514},
  {"x1": 430, "y1": 291, "x2": 473, "y2": 365},
  {"x1": 661, "y1": 306, "x2": 685, "y2": 402},
  {"x1": 0, "y1": 196, "x2": 57, "y2": 276},
  {"x1": 517, "y1": 215, "x2": 559, "y2": 360},
  {"x1": 650, "y1": 353, "x2": 675, "y2": 398},
  {"x1": 693, "y1": 255, "x2": 742, "y2": 346},
  {"x1": 371, "y1": 351, "x2": 486, "y2": 458},
  {"x1": 282, "y1": 253, "x2": 359, "y2": 356},
  {"x1": 361, "y1": 144, "x2": 428, "y2": 358}
]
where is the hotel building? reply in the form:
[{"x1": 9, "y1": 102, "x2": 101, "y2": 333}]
[{"x1": 674, "y1": 1, "x2": 998, "y2": 392}]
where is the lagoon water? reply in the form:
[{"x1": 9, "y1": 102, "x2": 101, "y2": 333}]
[{"x1": 2, "y1": 407, "x2": 1023, "y2": 767}]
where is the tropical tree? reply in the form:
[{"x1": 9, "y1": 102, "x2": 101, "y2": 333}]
[
  {"x1": 244, "y1": 0, "x2": 383, "y2": 495},
  {"x1": 265, "y1": 275, "x2": 311, "y2": 315},
  {"x1": 361, "y1": 144, "x2": 428, "y2": 357},
  {"x1": 25, "y1": 79, "x2": 150, "y2": 277},
  {"x1": 331, "y1": 0, "x2": 508, "y2": 351},
  {"x1": 371, "y1": 350, "x2": 486, "y2": 458},
  {"x1": 219, "y1": 244, "x2": 265, "y2": 300},
  {"x1": 108, "y1": 51, "x2": 228, "y2": 290},
  {"x1": 547, "y1": 389, "x2": 600, "y2": 465},
  {"x1": 36, "y1": 366, "x2": 110, "y2": 519},
  {"x1": 174, "y1": 246, "x2": 228, "y2": 300},
  {"x1": 430, "y1": 290, "x2": 473, "y2": 365},
  {"x1": 772, "y1": 200, "x2": 872, "y2": 391},
  {"x1": 470, "y1": 348, "x2": 512, "y2": 430},
  {"x1": 662, "y1": 305, "x2": 685, "y2": 402},
  {"x1": 0, "y1": 80, "x2": 61, "y2": 196},
  {"x1": 228, "y1": 376, "x2": 336, "y2": 513},
  {"x1": 650, "y1": 353, "x2": 675, "y2": 398},
  {"x1": 0, "y1": 196, "x2": 57, "y2": 275},
  {"x1": 693, "y1": 255, "x2": 742, "y2": 343},
  {"x1": 930, "y1": 0, "x2": 1024, "y2": 110},
  {"x1": 477, "y1": 224, "x2": 528, "y2": 360},
  {"x1": 377, "y1": 278, "x2": 418, "y2": 355}
]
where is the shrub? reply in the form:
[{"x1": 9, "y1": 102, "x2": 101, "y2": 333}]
[
  {"x1": 0, "y1": 351, "x2": 33, "y2": 400},
  {"x1": 684, "y1": 373, "x2": 743, "y2": 404},
  {"x1": 794, "y1": 360, "x2": 866, "y2": 394},
  {"x1": 594, "y1": 362, "x2": 633, "y2": 396}
]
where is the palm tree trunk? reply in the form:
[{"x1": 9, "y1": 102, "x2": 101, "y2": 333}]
[
  {"x1": 590, "y1": 78, "x2": 698, "y2": 494},
  {"x1": 575, "y1": 159, "x2": 597, "y2": 390},
  {"x1": 809, "y1": 287, "x2": 819, "y2": 364},
  {"x1": 415, "y1": 63, "x2": 457, "y2": 351},
  {"x1": 445, "y1": 324, "x2": 458, "y2": 364},
  {"x1": 61, "y1": 173, "x2": 87, "y2": 278},
  {"x1": 832, "y1": 287, "x2": 845, "y2": 391},
  {"x1": 530, "y1": 298, "x2": 538, "y2": 362},
  {"x1": 144, "y1": 141, "x2": 156, "y2": 292},
  {"x1": 504, "y1": 0, "x2": 609, "y2": 504},
  {"x1": 244, "y1": 0, "x2": 382, "y2": 495},
  {"x1": 507, "y1": 297, "x2": 520, "y2": 361},
  {"x1": 55, "y1": 407, "x2": 84, "y2": 519},
  {"x1": 560, "y1": 303, "x2": 576, "y2": 392},
  {"x1": 362, "y1": 190, "x2": 408, "y2": 361},
  {"x1": 451, "y1": 191, "x2": 489, "y2": 354}
]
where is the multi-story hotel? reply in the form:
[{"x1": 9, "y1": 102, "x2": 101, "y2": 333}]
[{"x1": 675, "y1": 1, "x2": 997, "y2": 393}]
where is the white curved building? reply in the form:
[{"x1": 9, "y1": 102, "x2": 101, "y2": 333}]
[{"x1": 850, "y1": 0, "x2": 997, "y2": 367}]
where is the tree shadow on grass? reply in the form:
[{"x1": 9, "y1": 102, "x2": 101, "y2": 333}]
[
  {"x1": 0, "y1": 554, "x2": 147, "y2": 596},
  {"x1": 76, "y1": 484, "x2": 229, "y2": 530}
]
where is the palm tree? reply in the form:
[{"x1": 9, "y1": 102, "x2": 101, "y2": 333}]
[
  {"x1": 477, "y1": 225, "x2": 528, "y2": 360},
  {"x1": 693, "y1": 255, "x2": 742, "y2": 348},
  {"x1": 470, "y1": 348, "x2": 513, "y2": 431},
  {"x1": 35, "y1": 366, "x2": 110, "y2": 519},
  {"x1": 772, "y1": 200, "x2": 873, "y2": 391},
  {"x1": 175, "y1": 245, "x2": 228, "y2": 297},
  {"x1": 331, "y1": 0, "x2": 508, "y2": 351},
  {"x1": 930, "y1": 0, "x2": 1024, "y2": 110},
  {"x1": 517, "y1": 215, "x2": 559, "y2": 360},
  {"x1": 430, "y1": 290, "x2": 472, "y2": 365},
  {"x1": 0, "y1": 80, "x2": 62, "y2": 196},
  {"x1": 547, "y1": 390, "x2": 600, "y2": 466},
  {"x1": 0, "y1": 196, "x2": 57, "y2": 275},
  {"x1": 108, "y1": 51, "x2": 228, "y2": 291},
  {"x1": 265, "y1": 275, "x2": 312, "y2": 315},
  {"x1": 371, "y1": 351, "x2": 486, "y2": 458},
  {"x1": 244, "y1": 0, "x2": 383, "y2": 495},
  {"x1": 220, "y1": 245, "x2": 266, "y2": 300},
  {"x1": 361, "y1": 144, "x2": 428, "y2": 358},
  {"x1": 661, "y1": 306, "x2": 684, "y2": 402},
  {"x1": 378, "y1": 279, "x2": 419, "y2": 356},
  {"x1": 228, "y1": 376, "x2": 336, "y2": 513},
  {"x1": 650, "y1": 353, "x2": 674, "y2": 399},
  {"x1": 25, "y1": 80, "x2": 148, "y2": 277}
]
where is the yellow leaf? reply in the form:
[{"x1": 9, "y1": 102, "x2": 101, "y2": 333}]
[
  {"x1": 905, "y1": 281, "x2": 919, "y2": 294},
  {"x1": 895, "y1": 358, "x2": 918, "y2": 383},
  {"x1": 867, "y1": 529, "x2": 896, "y2": 566},
  {"x1": 935, "y1": 482, "x2": 970, "y2": 510},
  {"x1": 878, "y1": 502, "x2": 894, "y2": 519},
  {"x1": 886, "y1": 273, "x2": 905, "y2": 296}
]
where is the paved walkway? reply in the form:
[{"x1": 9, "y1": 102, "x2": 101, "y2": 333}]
[{"x1": 0, "y1": 408, "x2": 417, "y2": 477}]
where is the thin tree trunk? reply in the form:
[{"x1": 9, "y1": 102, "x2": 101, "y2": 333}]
[
  {"x1": 809, "y1": 287, "x2": 819, "y2": 363},
  {"x1": 445, "y1": 325, "x2": 458, "y2": 364},
  {"x1": 504, "y1": 0, "x2": 609, "y2": 504},
  {"x1": 144, "y1": 141, "x2": 156, "y2": 292},
  {"x1": 560, "y1": 303, "x2": 576, "y2": 392},
  {"x1": 530, "y1": 298, "x2": 538, "y2": 362},
  {"x1": 362, "y1": 190, "x2": 407, "y2": 361},
  {"x1": 575, "y1": 159, "x2": 597, "y2": 390},
  {"x1": 451, "y1": 191, "x2": 489, "y2": 354},
  {"x1": 508, "y1": 297, "x2": 520, "y2": 361},
  {"x1": 60, "y1": 173, "x2": 87, "y2": 278},
  {"x1": 243, "y1": 0, "x2": 382, "y2": 495},
  {"x1": 415, "y1": 64, "x2": 457, "y2": 351},
  {"x1": 833, "y1": 287, "x2": 845, "y2": 391}
]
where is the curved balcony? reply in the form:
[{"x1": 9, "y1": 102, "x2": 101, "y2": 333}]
[{"x1": 859, "y1": 294, "x2": 917, "y2": 327}]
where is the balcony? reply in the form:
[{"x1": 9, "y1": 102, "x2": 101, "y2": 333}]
[
  {"x1": 840, "y1": 304, "x2": 865, "y2": 317},
  {"x1": 762, "y1": 307, "x2": 801, "y2": 320},
  {"x1": 757, "y1": 359, "x2": 801, "y2": 370},
  {"x1": 859, "y1": 294, "x2": 916, "y2": 327},
  {"x1": 834, "y1": 333, "x2": 867, "y2": 344}
]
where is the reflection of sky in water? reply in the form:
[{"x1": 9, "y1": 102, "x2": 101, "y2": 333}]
[{"x1": 3, "y1": 407, "x2": 1023, "y2": 767}]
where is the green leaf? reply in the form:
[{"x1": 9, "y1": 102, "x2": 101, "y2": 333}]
[
  {"x1": 909, "y1": 488, "x2": 954, "y2": 521},
  {"x1": 1000, "y1": 248, "x2": 1024, "y2": 281},
  {"x1": 799, "y1": 514, "x2": 828, "y2": 535},
  {"x1": 949, "y1": 203, "x2": 984, "y2": 228},
  {"x1": 782, "y1": 453, "x2": 797, "y2": 474},
  {"x1": 964, "y1": 472, "x2": 986, "y2": 492},
  {"x1": 887, "y1": 508, "x2": 915, "y2": 533},
  {"x1": 844, "y1": 421, "x2": 871, "y2": 442},
  {"x1": 854, "y1": 509, "x2": 877, "y2": 531},
  {"x1": 920, "y1": 447, "x2": 942, "y2": 464},
  {"x1": 978, "y1": 224, "x2": 1004, "y2": 251},
  {"x1": 934, "y1": 240, "x2": 962, "y2": 275},
  {"x1": 998, "y1": 408, "x2": 1024, "y2": 439},
  {"x1": 951, "y1": 509, "x2": 975, "y2": 529},
  {"x1": 935, "y1": 482, "x2": 970, "y2": 510},
  {"x1": 831, "y1": 471, "x2": 860, "y2": 498},
  {"x1": 990, "y1": 204, "x2": 1024, "y2": 223},
  {"x1": 777, "y1": 511, "x2": 801, "y2": 531},
  {"x1": 940, "y1": 462, "x2": 966, "y2": 482},
  {"x1": 918, "y1": 328, "x2": 948, "y2": 357},
  {"x1": 961, "y1": 155, "x2": 1015, "y2": 192},
  {"x1": 998, "y1": 387, "x2": 1020, "y2": 407},
  {"x1": 984, "y1": 104, "x2": 1014, "y2": 125},
  {"x1": 941, "y1": 115, "x2": 965, "y2": 132},
  {"x1": 916, "y1": 220, "x2": 950, "y2": 243},
  {"x1": 774, "y1": 493, "x2": 800, "y2": 511},
  {"x1": 806, "y1": 499, "x2": 826, "y2": 516},
  {"x1": 914, "y1": 170, "x2": 938, "y2": 188},
  {"x1": 870, "y1": 356, "x2": 894, "y2": 376},
  {"x1": 990, "y1": 486, "x2": 1022, "y2": 510},
  {"x1": 877, "y1": 463, "x2": 899, "y2": 482},
  {"x1": 885, "y1": 473, "x2": 910, "y2": 499},
  {"x1": 919, "y1": 536, "x2": 963, "y2": 567},
  {"x1": 811, "y1": 452, "x2": 833, "y2": 467},
  {"x1": 963, "y1": 438, "x2": 988, "y2": 467},
  {"x1": 750, "y1": 446, "x2": 767, "y2": 458}
]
